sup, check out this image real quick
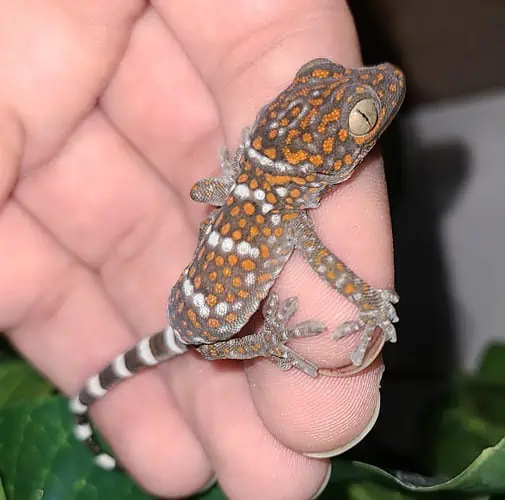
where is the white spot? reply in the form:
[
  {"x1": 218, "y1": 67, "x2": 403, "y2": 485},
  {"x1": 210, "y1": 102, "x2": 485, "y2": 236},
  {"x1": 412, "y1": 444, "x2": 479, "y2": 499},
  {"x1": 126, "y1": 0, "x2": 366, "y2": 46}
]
[
  {"x1": 95, "y1": 453, "x2": 117, "y2": 470},
  {"x1": 254, "y1": 189, "x2": 265, "y2": 200},
  {"x1": 335, "y1": 274, "x2": 348, "y2": 288},
  {"x1": 232, "y1": 301, "x2": 243, "y2": 311},
  {"x1": 73, "y1": 422, "x2": 92, "y2": 441},
  {"x1": 234, "y1": 185, "x2": 250, "y2": 199},
  {"x1": 222, "y1": 237, "x2": 234, "y2": 252},
  {"x1": 69, "y1": 395, "x2": 87, "y2": 415},
  {"x1": 237, "y1": 241, "x2": 251, "y2": 255},
  {"x1": 183, "y1": 279, "x2": 193, "y2": 296},
  {"x1": 137, "y1": 337, "x2": 158, "y2": 366},
  {"x1": 271, "y1": 214, "x2": 281, "y2": 225},
  {"x1": 205, "y1": 224, "x2": 212, "y2": 235},
  {"x1": 208, "y1": 231, "x2": 220, "y2": 247},
  {"x1": 112, "y1": 354, "x2": 132, "y2": 379},
  {"x1": 275, "y1": 187, "x2": 287, "y2": 197},
  {"x1": 86, "y1": 375, "x2": 106, "y2": 398},
  {"x1": 215, "y1": 302, "x2": 228, "y2": 316},
  {"x1": 164, "y1": 326, "x2": 186, "y2": 355},
  {"x1": 193, "y1": 293, "x2": 205, "y2": 307},
  {"x1": 262, "y1": 203, "x2": 273, "y2": 214},
  {"x1": 250, "y1": 247, "x2": 260, "y2": 258},
  {"x1": 317, "y1": 265, "x2": 327, "y2": 273},
  {"x1": 199, "y1": 305, "x2": 210, "y2": 318},
  {"x1": 245, "y1": 272, "x2": 256, "y2": 285}
]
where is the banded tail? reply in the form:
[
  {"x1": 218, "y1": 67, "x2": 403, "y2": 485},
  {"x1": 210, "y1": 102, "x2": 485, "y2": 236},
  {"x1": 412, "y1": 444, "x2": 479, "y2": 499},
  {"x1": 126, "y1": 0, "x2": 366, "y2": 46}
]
[{"x1": 69, "y1": 325, "x2": 187, "y2": 469}]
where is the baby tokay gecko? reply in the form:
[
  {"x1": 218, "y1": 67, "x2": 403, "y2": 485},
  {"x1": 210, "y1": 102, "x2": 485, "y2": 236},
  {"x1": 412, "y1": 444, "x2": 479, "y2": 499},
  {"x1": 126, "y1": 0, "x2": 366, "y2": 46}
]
[{"x1": 70, "y1": 58, "x2": 406, "y2": 470}]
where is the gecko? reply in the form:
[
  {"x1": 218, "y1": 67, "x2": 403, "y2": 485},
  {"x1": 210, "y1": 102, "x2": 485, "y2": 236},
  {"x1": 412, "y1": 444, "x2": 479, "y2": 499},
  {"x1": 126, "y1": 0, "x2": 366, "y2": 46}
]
[{"x1": 70, "y1": 58, "x2": 406, "y2": 470}]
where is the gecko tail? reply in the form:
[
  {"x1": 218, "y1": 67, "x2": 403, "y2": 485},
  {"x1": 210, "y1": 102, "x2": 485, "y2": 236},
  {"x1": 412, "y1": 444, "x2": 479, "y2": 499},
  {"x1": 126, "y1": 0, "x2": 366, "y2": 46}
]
[{"x1": 69, "y1": 325, "x2": 188, "y2": 470}]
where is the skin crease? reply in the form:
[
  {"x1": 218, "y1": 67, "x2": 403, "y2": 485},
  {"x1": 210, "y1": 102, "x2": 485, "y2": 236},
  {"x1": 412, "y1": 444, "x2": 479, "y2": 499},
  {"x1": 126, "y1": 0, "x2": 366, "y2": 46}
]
[{"x1": 0, "y1": 1, "x2": 396, "y2": 499}]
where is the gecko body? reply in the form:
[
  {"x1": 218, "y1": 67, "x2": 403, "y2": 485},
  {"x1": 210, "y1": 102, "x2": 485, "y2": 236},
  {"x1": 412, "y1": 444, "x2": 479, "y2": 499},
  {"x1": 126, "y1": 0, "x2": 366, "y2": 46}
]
[{"x1": 70, "y1": 59, "x2": 406, "y2": 469}]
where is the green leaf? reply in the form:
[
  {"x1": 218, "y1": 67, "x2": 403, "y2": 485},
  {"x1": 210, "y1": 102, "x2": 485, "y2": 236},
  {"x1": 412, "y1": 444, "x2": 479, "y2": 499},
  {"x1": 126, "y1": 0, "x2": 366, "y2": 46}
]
[
  {"x1": 0, "y1": 361, "x2": 53, "y2": 410},
  {"x1": 342, "y1": 434, "x2": 505, "y2": 494},
  {"x1": 476, "y1": 344, "x2": 505, "y2": 385},
  {"x1": 0, "y1": 477, "x2": 5, "y2": 500},
  {"x1": 0, "y1": 396, "x2": 155, "y2": 500}
]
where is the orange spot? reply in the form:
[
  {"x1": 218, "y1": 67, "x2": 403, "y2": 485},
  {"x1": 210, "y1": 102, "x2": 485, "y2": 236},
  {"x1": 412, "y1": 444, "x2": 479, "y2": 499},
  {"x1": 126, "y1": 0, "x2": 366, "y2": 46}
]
[
  {"x1": 302, "y1": 132, "x2": 312, "y2": 143},
  {"x1": 243, "y1": 202, "x2": 255, "y2": 215},
  {"x1": 226, "y1": 196, "x2": 234, "y2": 206},
  {"x1": 237, "y1": 173, "x2": 248, "y2": 183},
  {"x1": 214, "y1": 282, "x2": 224, "y2": 293},
  {"x1": 188, "y1": 266, "x2": 196, "y2": 277},
  {"x1": 260, "y1": 244, "x2": 270, "y2": 258},
  {"x1": 232, "y1": 230, "x2": 242, "y2": 241},
  {"x1": 326, "y1": 270, "x2": 336, "y2": 280},
  {"x1": 230, "y1": 206, "x2": 241, "y2": 217},
  {"x1": 268, "y1": 129, "x2": 278, "y2": 139},
  {"x1": 205, "y1": 251, "x2": 215, "y2": 262},
  {"x1": 338, "y1": 129, "x2": 348, "y2": 142},
  {"x1": 206, "y1": 294, "x2": 217, "y2": 306},
  {"x1": 323, "y1": 137, "x2": 334, "y2": 153},
  {"x1": 249, "y1": 226, "x2": 259, "y2": 238},
  {"x1": 279, "y1": 118, "x2": 289, "y2": 127},
  {"x1": 264, "y1": 148, "x2": 277, "y2": 159},
  {"x1": 334, "y1": 159, "x2": 343, "y2": 170},
  {"x1": 225, "y1": 312, "x2": 237, "y2": 323},
  {"x1": 249, "y1": 179, "x2": 258, "y2": 189},
  {"x1": 312, "y1": 68, "x2": 329, "y2": 78},
  {"x1": 220, "y1": 223, "x2": 231, "y2": 235},
  {"x1": 336, "y1": 262, "x2": 345, "y2": 271},
  {"x1": 223, "y1": 267, "x2": 232, "y2": 277},
  {"x1": 306, "y1": 174, "x2": 316, "y2": 182},
  {"x1": 252, "y1": 136, "x2": 262, "y2": 150},
  {"x1": 257, "y1": 273, "x2": 273, "y2": 282},
  {"x1": 238, "y1": 218, "x2": 247, "y2": 228},
  {"x1": 344, "y1": 283, "x2": 356, "y2": 295},
  {"x1": 256, "y1": 214, "x2": 265, "y2": 224},
  {"x1": 274, "y1": 227, "x2": 284, "y2": 237},
  {"x1": 225, "y1": 292, "x2": 235, "y2": 303},
  {"x1": 266, "y1": 192, "x2": 277, "y2": 204},
  {"x1": 290, "y1": 106, "x2": 301, "y2": 117},
  {"x1": 238, "y1": 290, "x2": 249, "y2": 299},
  {"x1": 228, "y1": 254, "x2": 238, "y2": 265},
  {"x1": 293, "y1": 177, "x2": 306, "y2": 185},
  {"x1": 241, "y1": 259, "x2": 256, "y2": 271},
  {"x1": 208, "y1": 318, "x2": 220, "y2": 328},
  {"x1": 262, "y1": 227, "x2": 272, "y2": 236},
  {"x1": 209, "y1": 272, "x2": 218, "y2": 281},
  {"x1": 194, "y1": 276, "x2": 201, "y2": 289},
  {"x1": 215, "y1": 256, "x2": 224, "y2": 266},
  {"x1": 232, "y1": 276, "x2": 242, "y2": 287},
  {"x1": 282, "y1": 212, "x2": 298, "y2": 221},
  {"x1": 290, "y1": 188, "x2": 301, "y2": 198},
  {"x1": 389, "y1": 83, "x2": 397, "y2": 92},
  {"x1": 344, "y1": 154, "x2": 353, "y2": 165}
]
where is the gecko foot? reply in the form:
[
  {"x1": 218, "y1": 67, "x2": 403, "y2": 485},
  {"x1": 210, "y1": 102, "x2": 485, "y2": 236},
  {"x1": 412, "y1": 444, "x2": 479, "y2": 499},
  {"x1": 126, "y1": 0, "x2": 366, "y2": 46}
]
[
  {"x1": 197, "y1": 293, "x2": 325, "y2": 377},
  {"x1": 334, "y1": 289, "x2": 399, "y2": 366}
]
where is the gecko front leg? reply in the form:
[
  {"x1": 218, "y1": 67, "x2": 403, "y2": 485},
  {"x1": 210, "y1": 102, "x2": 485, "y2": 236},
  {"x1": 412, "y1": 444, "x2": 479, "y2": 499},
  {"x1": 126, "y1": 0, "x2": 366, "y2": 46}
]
[
  {"x1": 197, "y1": 293, "x2": 325, "y2": 377},
  {"x1": 290, "y1": 212, "x2": 399, "y2": 366},
  {"x1": 190, "y1": 128, "x2": 250, "y2": 206}
]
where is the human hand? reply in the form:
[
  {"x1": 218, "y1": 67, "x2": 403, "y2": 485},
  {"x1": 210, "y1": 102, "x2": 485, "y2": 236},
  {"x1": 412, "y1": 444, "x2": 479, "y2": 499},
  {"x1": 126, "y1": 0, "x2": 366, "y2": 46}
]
[{"x1": 0, "y1": 1, "x2": 396, "y2": 498}]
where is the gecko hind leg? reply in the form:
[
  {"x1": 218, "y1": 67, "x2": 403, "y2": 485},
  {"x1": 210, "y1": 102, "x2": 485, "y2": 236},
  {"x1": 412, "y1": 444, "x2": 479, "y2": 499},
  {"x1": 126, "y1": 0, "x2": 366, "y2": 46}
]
[
  {"x1": 197, "y1": 293, "x2": 325, "y2": 377},
  {"x1": 334, "y1": 289, "x2": 400, "y2": 366}
]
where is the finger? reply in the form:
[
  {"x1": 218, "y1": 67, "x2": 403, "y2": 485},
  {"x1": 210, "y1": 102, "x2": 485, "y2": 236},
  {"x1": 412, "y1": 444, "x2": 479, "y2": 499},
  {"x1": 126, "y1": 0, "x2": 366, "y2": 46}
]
[
  {"x1": 165, "y1": 0, "x2": 393, "y2": 456},
  {"x1": 100, "y1": 8, "x2": 222, "y2": 224},
  {"x1": 163, "y1": 353, "x2": 331, "y2": 500}
]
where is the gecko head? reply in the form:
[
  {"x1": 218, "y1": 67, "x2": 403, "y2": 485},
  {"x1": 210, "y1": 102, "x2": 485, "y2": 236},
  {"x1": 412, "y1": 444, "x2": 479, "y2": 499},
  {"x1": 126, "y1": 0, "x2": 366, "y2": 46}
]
[{"x1": 248, "y1": 58, "x2": 406, "y2": 184}]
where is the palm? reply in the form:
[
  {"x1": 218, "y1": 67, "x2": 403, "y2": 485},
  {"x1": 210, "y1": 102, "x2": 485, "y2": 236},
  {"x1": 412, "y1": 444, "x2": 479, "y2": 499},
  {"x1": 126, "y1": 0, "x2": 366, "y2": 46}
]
[{"x1": 0, "y1": 2, "x2": 395, "y2": 498}]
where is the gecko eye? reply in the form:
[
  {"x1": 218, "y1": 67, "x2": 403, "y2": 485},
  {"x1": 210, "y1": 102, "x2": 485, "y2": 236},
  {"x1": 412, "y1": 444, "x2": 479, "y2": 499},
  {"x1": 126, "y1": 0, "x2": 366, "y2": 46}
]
[{"x1": 348, "y1": 98, "x2": 378, "y2": 136}]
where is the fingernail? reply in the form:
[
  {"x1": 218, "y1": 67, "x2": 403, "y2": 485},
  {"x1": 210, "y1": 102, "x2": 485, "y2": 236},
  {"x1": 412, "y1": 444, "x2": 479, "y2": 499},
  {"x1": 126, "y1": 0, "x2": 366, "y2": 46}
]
[
  {"x1": 310, "y1": 463, "x2": 332, "y2": 500},
  {"x1": 195, "y1": 473, "x2": 217, "y2": 494},
  {"x1": 303, "y1": 394, "x2": 381, "y2": 459}
]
